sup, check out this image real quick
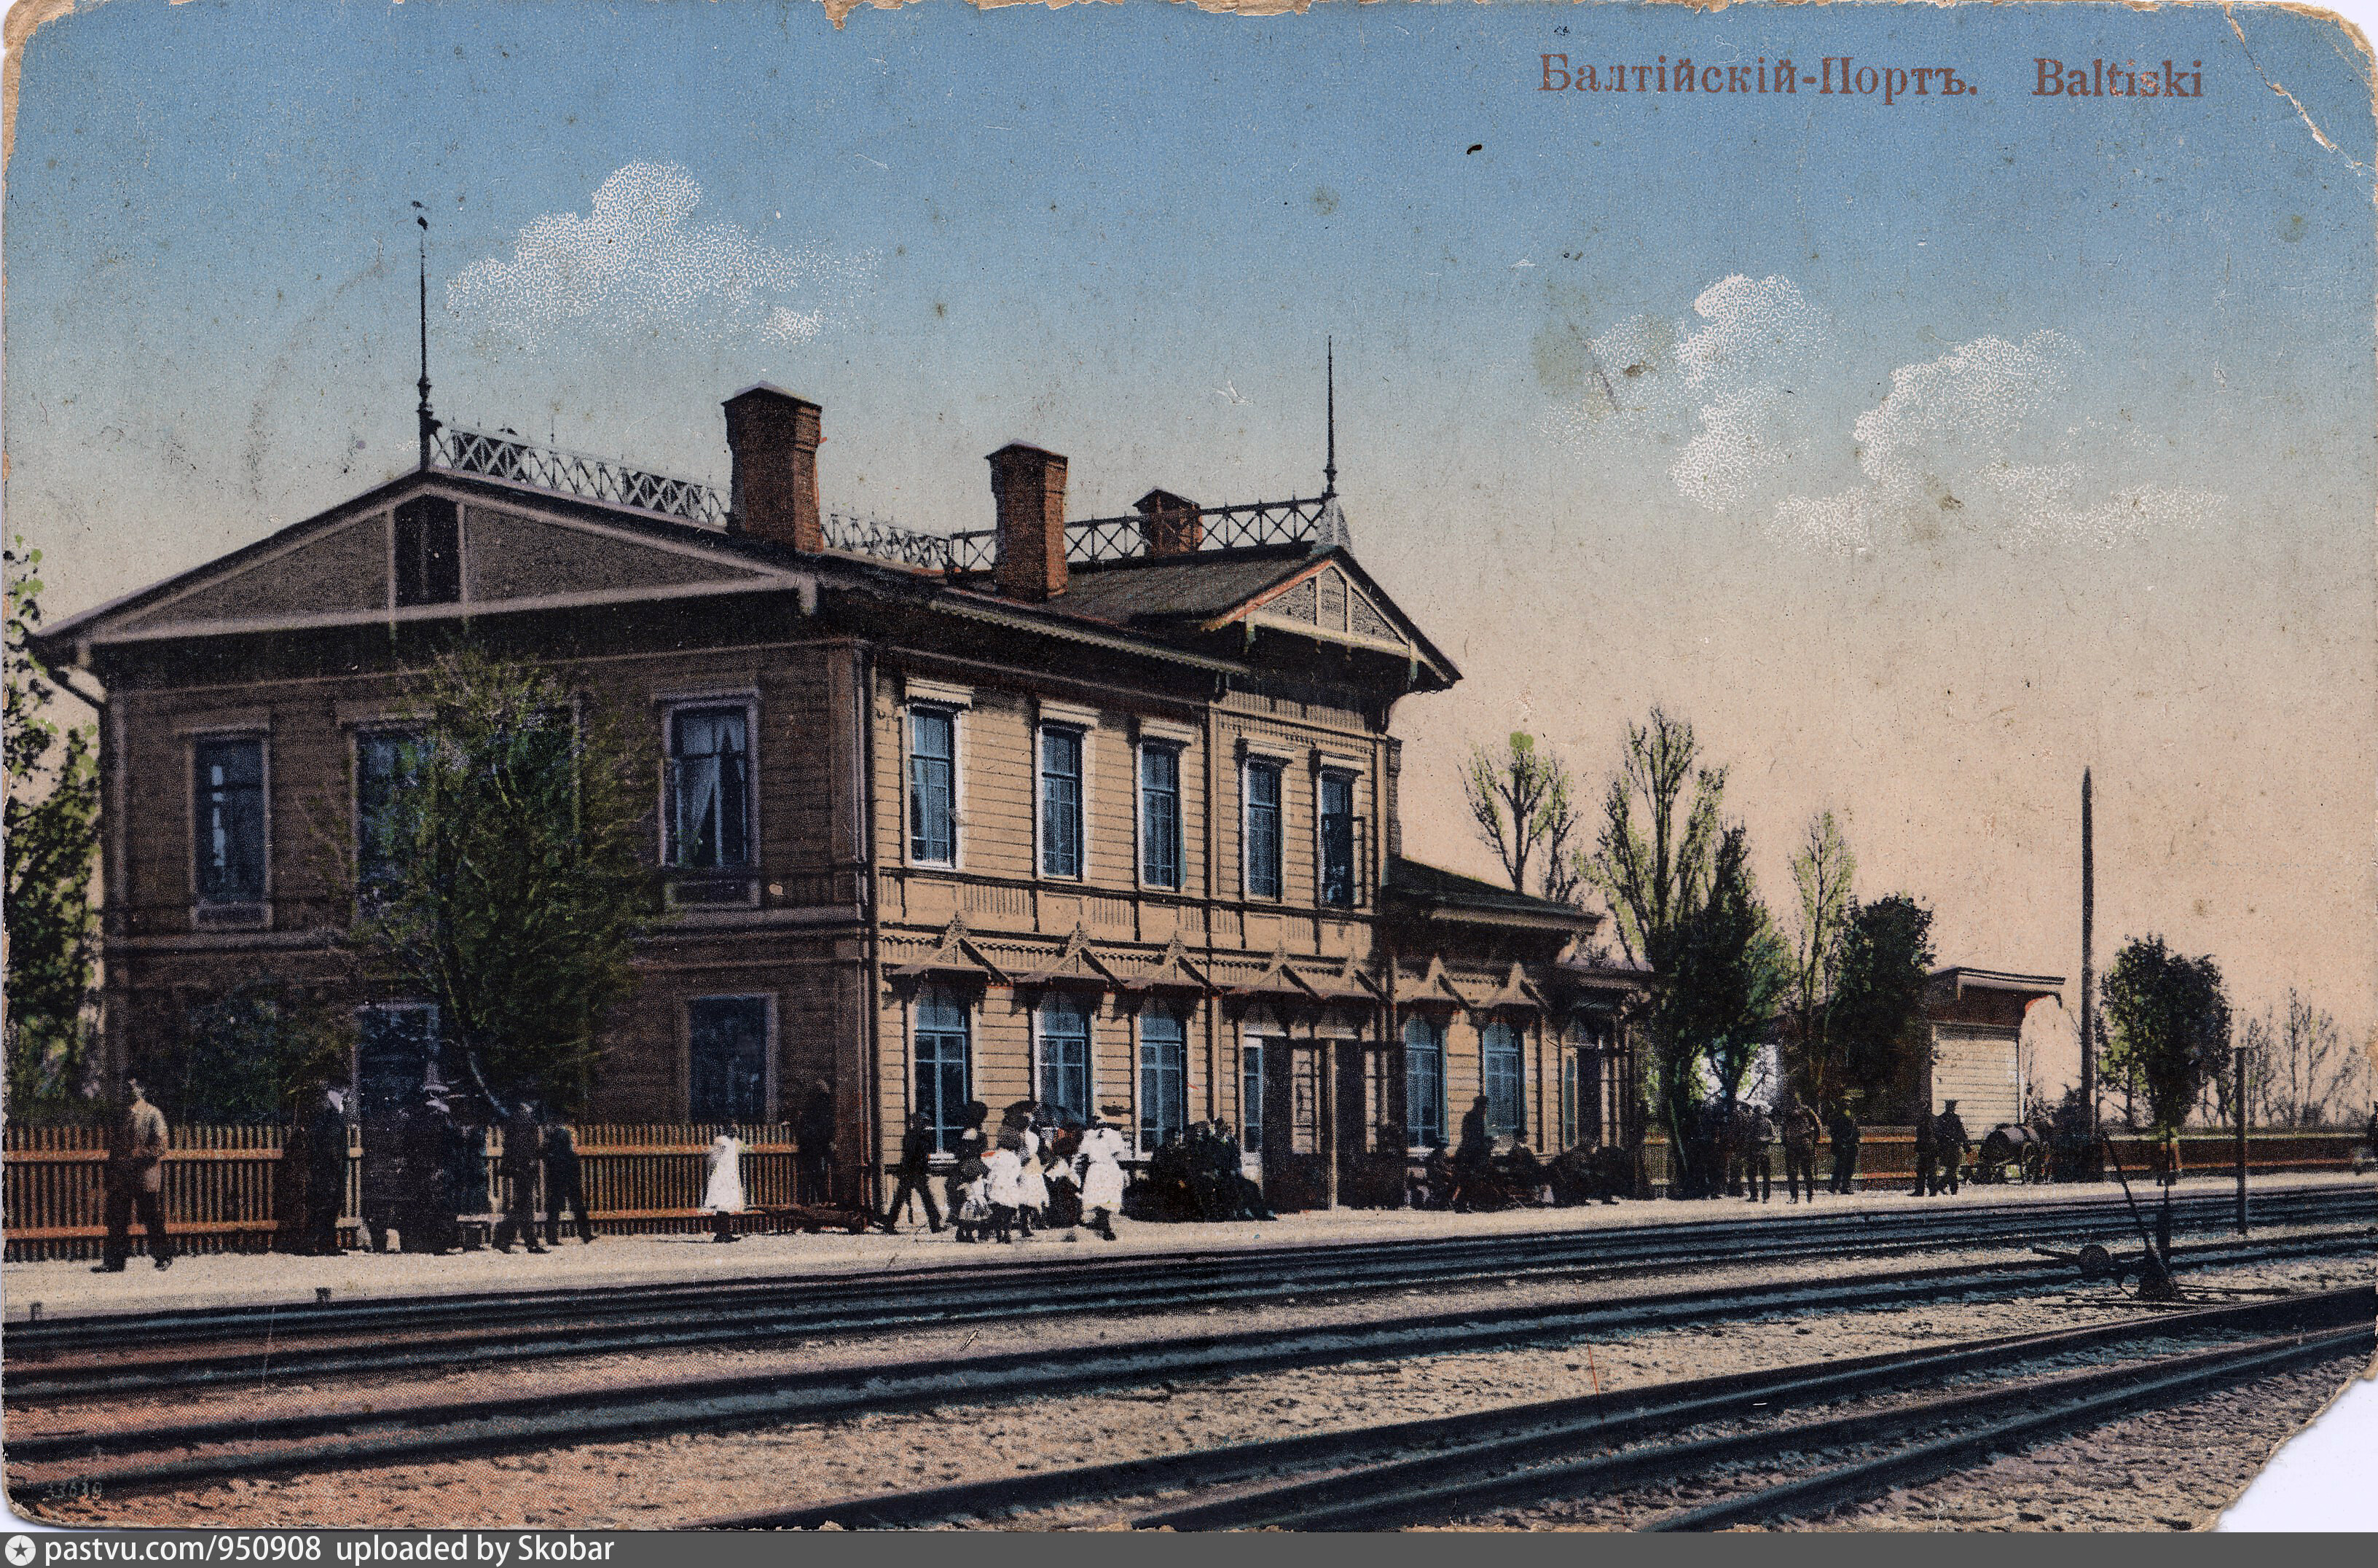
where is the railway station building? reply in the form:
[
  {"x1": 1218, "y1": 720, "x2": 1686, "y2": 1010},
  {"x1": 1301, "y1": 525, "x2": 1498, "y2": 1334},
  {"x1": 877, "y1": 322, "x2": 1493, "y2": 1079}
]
[{"x1": 36, "y1": 386, "x2": 1646, "y2": 1210}]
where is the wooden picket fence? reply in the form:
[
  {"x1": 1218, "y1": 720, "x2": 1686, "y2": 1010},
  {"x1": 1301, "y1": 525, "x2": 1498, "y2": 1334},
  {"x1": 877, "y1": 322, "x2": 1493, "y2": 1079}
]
[
  {"x1": 1640, "y1": 1126, "x2": 2369, "y2": 1193},
  {"x1": 2, "y1": 1121, "x2": 799, "y2": 1261}
]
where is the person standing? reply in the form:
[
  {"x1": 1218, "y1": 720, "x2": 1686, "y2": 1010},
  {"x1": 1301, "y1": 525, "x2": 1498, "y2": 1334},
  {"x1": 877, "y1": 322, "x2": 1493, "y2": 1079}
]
[
  {"x1": 703, "y1": 1128, "x2": 747, "y2": 1242},
  {"x1": 98, "y1": 1075, "x2": 173, "y2": 1272},
  {"x1": 543, "y1": 1119, "x2": 595, "y2": 1246},
  {"x1": 304, "y1": 1084, "x2": 350, "y2": 1255},
  {"x1": 1742, "y1": 1105, "x2": 1775, "y2": 1203},
  {"x1": 1781, "y1": 1099, "x2": 1821, "y2": 1204},
  {"x1": 1013, "y1": 1121, "x2": 1048, "y2": 1238},
  {"x1": 1910, "y1": 1110, "x2": 1938, "y2": 1198},
  {"x1": 1826, "y1": 1105, "x2": 1862, "y2": 1195},
  {"x1": 880, "y1": 1110, "x2": 944, "y2": 1234},
  {"x1": 794, "y1": 1078, "x2": 836, "y2": 1207},
  {"x1": 1078, "y1": 1110, "x2": 1128, "y2": 1241},
  {"x1": 983, "y1": 1132, "x2": 1026, "y2": 1242},
  {"x1": 1934, "y1": 1100, "x2": 1971, "y2": 1196},
  {"x1": 493, "y1": 1100, "x2": 548, "y2": 1254}
]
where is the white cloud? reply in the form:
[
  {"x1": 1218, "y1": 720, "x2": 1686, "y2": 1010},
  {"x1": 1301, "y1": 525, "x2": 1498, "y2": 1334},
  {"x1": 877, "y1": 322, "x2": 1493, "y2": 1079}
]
[
  {"x1": 1553, "y1": 275, "x2": 2224, "y2": 551},
  {"x1": 449, "y1": 162, "x2": 878, "y2": 348}
]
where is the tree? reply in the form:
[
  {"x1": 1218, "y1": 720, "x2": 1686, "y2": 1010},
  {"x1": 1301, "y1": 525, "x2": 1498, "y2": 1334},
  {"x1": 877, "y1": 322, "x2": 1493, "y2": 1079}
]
[
  {"x1": 1461, "y1": 731, "x2": 1582, "y2": 904},
  {"x1": 4, "y1": 538, "x2": 101, "y2": 1115},
  {"x1": 1825, "y1": 895, "x2": 1936, "y2": 1116},
  {"x1": 1778, "y1": 811, "x2": 1856, "y2": 1108},
  {"x1": 2100, "y1": 936, "x2": 2231, "y2": 1136},
  {"x1": 1665, "y1": 824, "x2": 1789, "y2": 1107},
  {"x1": 335, "y1": 646, "x2": 662, "y2": 1113},
  {"x1": 2236, "y1": 989, "x2": 2362, "y2": 1128},
  {"x1": 1582, "y1": 707, "x2": 1743, "y2": 1183},
  {"x1": 141, "y1": 976, "x2": 354, "y2": 1124}
]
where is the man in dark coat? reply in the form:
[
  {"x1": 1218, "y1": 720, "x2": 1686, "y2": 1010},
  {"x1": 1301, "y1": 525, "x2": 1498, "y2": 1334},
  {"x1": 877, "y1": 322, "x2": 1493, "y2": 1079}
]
[
  {"x1": 1741, "y1": 1104, "x2": 1775, "y2": 1202},
  {"x1": 795, "y1": 1078, "x2": 836, "y2": 1205},
  {"x1": 880, "y1": 1110, "x2": 944, "y2": 1234},
  {"x1": 1910, "y1": 1110, "x2": 1938, "y2": 1197},
  {"x1": 493, "y1": 1099, "x2": 547, "y2": 1253},
  {"x1": 1826, "y1": 1105, "x2": 1862, "y2": 1195},
  {"x1": 98, "y1": 1075, "x2": 173, "y2": 1271},
  {"x1": 1456, "y1": 1096, "x2": 1493, "y2": 1169},
  {"x1": 401, "y1": 1091, "x2": 460, "y2": 1253},
  {"x1": 543, "y1": 1119, "x2": 594, "y2": 1245},
  {"x1": 1934, "y1": 1100, "x2": 1971, "y2": 1195},
  {"x1": 1780, "y1": 1099, "x2": 1821, "y2": 1204},
  {"x1": 304, "y1": 1084, "x2": 350, "y2": 1255}
]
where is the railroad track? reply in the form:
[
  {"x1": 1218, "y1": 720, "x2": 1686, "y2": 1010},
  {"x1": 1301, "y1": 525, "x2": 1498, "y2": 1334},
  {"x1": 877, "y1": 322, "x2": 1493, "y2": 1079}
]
[
  {"x1": 8, "y1": 1228, "x2": 2367, "y2": 1504},
  {"x1": 691, "y1": 1284, "x2": 2376, "y2": 1531},
  {"x1": 10, "y1": 1183, "x2": 2366, "y2": 1403}
]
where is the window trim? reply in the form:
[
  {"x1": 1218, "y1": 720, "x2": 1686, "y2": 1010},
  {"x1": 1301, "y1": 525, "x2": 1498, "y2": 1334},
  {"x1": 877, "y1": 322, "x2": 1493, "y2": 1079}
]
[
  {"x1": 1032, "y1": 993, "x2": 1096, "y2": 1124},
  {"x1": 910, "y1": 985, "x2": 974, "y2": 1156},
  {"x1": 906, "y1": 702, "x2": 965, "y2": 870},
  {"x1": 1135, "y1": 738, "x2": 1185, "y2": 892},
  {"x1": 1480, "y1": 1016, "x2": 1527, "y2": 1142},
  {"x1": 659, "y1": 696, "x2": 761, "y2": 907},
  {"x1": 1241, "y1": 756, "x2": 1284, "y2": 902},
  {"x1": 1402, "y1": 1013, "x2": 1447, "y2": 1153},
  {"x1": 1035, "y1": 721, "x2": 1090, "y2": 882},
  {"x1": 1134, "y1": 1005, "x2": 1190, "y2": 1154},
  {"x1": 1316, "y1": 764, "x2": 1359, "y2": 909},
  {"x1": 187, "y1": 726, "x2": 271, "y2": 925},
  {"x1": 683, "y1": 992, "x2": 778, "y2": 1125}
]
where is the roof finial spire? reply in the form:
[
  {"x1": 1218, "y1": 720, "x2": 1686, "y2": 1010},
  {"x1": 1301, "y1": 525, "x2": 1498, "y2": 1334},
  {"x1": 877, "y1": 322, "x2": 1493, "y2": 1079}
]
[
  {"x1": 413, "y1": 203, "x2": 441, "y2": 470},
  {"x1": 1323, "y1": 337, "x2": 1337, "y2": 499}
]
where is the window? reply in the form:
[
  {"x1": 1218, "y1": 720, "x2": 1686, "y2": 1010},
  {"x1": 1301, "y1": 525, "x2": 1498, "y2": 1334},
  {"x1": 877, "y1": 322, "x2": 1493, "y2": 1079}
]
[
  {"x1": 1319, "y1": 769, "x2": 1357, "y2": 907},
  {"x1": 1561, "y1": 1048, "x2": 1582, "y2": 1151},
  {"x1": 1241, "y1": 1040, "x2": 1266, "y2": 1153},
  {"x1": 1039, "y1": 726, "x2": 1083, "y2": 879},
  {"x1": 688, "y1": 997, "x2": 769, "y2": 1123},
  {"x1": 666, "y1": 707, "x2": 752, "y2": 871},
  {"x1": 1139, "y1": 1009, "x2": 1188, "y2": 1150},
  {"x1": 393, "y1": 496, "x2": 460, "y2": 607},
  {"x1": 914, "y1": 988, "x2": 971, "y2": 1154},
  {"x1": 909, "y1": 708, "x2": 957, "y2": 865},
  {"x1": 355, "y1": 731, "x2": 423, "y2": 897},
  {"x1": 357, "y1": 1004, "x2": 439, "y2": 1124},
  {"x1": 1404, "y1": 1015, "x2": 1445, "y2": 1148},
  {"x1": 1483, "y1": 1020, "x2": 1525, "y2": 1140},
  {"x1": 1244, "y1": 760, "x2": 1282, "y2": 900},
  {"x1": 1139, "y1": 744, "x2": 1182, "y2": 889},
  {"x1": 1036, "y1": 996, "x2": 1091, "y2": 1124},
  {"x1": 193, "y1": 737, "x2": 266, "y2": 905}
]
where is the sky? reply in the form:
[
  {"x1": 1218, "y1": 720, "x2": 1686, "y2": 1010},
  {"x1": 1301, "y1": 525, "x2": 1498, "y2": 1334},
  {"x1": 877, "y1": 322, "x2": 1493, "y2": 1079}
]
[{"x1": 6, "y1": 0, "x2": 2375, "y2": 1083}]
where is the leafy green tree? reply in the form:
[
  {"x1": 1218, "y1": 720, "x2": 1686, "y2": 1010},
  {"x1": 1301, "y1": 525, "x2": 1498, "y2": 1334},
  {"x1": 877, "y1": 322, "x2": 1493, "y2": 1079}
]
[
  {"x1": 2101, "y1": 936, "x2": 2232, "y2": 1136},
  {"x1": 141, "y1": 976, "x2": 355, "y2": 1124},
  {"x1": 4, "y1": 538, "x2": 101, "y2": 1115},
  {"x1": 1583, "y1": 707, "x2": 1746, "y2": 1181},
  {"x1": 1780, "y1": 811, "x2": 1856, "y2": 1109},
  {"x1": 335, "y1": 646, "x2": 661, "y2": 1113},
  {"x1": 1461, "y1": 731, "x2": 1582, "y2": 904},
  {"x1": 1665, "y1": 824, "x2": 1790, "y2": 1107},
  {"x1": 1826, "y1": 895, "x2": 1937, "y2": 1116}
]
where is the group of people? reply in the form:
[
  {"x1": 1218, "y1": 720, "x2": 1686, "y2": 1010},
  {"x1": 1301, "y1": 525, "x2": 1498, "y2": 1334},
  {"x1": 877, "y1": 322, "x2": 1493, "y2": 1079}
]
[
  {"x1": 1135, "y1": 1121, "x2": 1274, "y2": 1223},
  {"x1": 1907, "y1": 1099, "x2": 1972, "y2": 1196},
  {"x1": 876, "y1": 1098, "x2": 1131, "y2": 1243},
  {"x1": 347, "y1": 1084, "x2": 594, "y2": 1256},
  {"x1": 1672, "y1": 1097, "x2": 1867, "y2": 1202}
]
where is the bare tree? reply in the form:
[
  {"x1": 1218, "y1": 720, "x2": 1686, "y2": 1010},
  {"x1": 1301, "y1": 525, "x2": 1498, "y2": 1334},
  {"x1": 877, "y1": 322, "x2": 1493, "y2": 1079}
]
[
  {"x1": 1779, "y1": 812, "x2": 1856, "y2": 1105},
  {"x1": 2240, "y1": 990, "x2": 2363, "y2": 1127},
  {"x1": 1461, "y1": 731, "x2": 1582, "y2": 903}
]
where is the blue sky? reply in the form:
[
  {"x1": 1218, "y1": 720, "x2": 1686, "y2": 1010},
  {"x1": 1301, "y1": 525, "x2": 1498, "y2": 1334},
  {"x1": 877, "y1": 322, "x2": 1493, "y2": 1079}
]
[{"x1": 7, "y1": 1, "x2": 2375, "y2": 1065}]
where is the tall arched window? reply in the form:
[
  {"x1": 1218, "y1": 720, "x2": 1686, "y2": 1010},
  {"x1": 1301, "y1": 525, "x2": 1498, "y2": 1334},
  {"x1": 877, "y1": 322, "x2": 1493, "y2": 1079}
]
[
  {"x1": 1403, "y1": 1015, "x2": 1445, "y2": 1148},
  {"x1": 1482, "y1": 1019, "x2": 1525, "y2": 1140},
  {"x1": 914, "y1": 987, "x2": 971, "y2": 1153},
  {"x1": 1138, "y1": 1008, "x2": 1188, "y2": 1150},
  {"x1": 1036, "y1": 995, "x2": 1092, "y2": 1124}
]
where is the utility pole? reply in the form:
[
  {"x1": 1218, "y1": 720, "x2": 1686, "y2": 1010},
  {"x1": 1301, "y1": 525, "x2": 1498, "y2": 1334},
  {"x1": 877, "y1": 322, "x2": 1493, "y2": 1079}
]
[{"x1": 2080, "y1": 769, "x2": 2097, "y2": 1158}]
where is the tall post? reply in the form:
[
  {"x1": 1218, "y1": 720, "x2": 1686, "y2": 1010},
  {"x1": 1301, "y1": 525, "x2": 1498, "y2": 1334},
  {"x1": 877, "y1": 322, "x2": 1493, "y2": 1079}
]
[
  {"x1": 2080, "y1": 768, "x2": 2096, "y2": 1149},
  {"x1": 414, "y1": 207, "x2": 439, "y2": 470},
  {"x1": 2234, "y1": 1038, "x2": 2249, "y2": 1235}
]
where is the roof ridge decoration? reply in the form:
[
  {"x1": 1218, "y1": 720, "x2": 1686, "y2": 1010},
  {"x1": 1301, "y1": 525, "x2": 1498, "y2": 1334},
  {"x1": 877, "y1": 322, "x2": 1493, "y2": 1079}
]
[
  {"x1": 1400, "y1": 954, "x2": 1473, "y2": 1008},
  {"x1": 1295, "y1": 948, "x2": 1383, "y2": 1003},
  {"x1": 889, "y1": 914, "x2": 1009, "y2": 985},
  {"x1": 1228, "y1": 945, "x2": 1325, "y2": 1002},
  {"x1": 1014, "y1": 922, "x2": 1124, "y2": 990},
  {"x1": 1473, "y1": 960, "x2": 1552, "y2": 1014},
  {"x1": 1119, "y1": 933, "x2": 1212, "y2": 995}
]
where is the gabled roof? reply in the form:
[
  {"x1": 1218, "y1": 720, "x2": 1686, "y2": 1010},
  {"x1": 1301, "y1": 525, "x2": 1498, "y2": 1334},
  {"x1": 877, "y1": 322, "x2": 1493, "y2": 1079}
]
[{"x1": 1383, "y1": 856, "x2": 1599, "y2": 934}]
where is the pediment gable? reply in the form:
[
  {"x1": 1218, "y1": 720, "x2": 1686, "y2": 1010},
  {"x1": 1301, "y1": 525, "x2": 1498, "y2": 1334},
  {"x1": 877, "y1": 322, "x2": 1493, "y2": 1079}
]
[
  {"x1": 58, "y1": 479, "x2": 807, "y2": 647},
  {"x1": 1201, "y1": 549, "x2": 1453, "y2": 683}
]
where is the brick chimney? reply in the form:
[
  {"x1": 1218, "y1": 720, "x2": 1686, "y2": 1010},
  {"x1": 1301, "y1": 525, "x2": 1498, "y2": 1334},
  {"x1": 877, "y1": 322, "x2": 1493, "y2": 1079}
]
[
  {"x1": 989, "y1": 442, "x2": 1068, "y2": 600},
  {"x1": 722, "y1": 385, "x2": 823, "y2": 552},
  {"x1": 1134, "y1": 489, "x2": 1203, "y2": 557}
]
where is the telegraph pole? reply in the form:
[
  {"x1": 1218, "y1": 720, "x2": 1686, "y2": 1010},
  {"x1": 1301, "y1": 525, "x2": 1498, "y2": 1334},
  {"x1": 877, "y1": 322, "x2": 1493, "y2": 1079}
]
[
  {"x1": 2234, "y1": 1037, "x2": 2249, "y2": 1234},
  {"x1": 2080, "y1": 769, "x2": 2096, "y2": 1153}
]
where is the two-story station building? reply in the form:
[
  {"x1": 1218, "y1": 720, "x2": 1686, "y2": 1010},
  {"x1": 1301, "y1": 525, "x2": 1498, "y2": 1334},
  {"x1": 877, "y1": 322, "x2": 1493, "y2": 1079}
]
[{"x1": 34, "y1": 387, "x2": 1643, "y2": 1209}]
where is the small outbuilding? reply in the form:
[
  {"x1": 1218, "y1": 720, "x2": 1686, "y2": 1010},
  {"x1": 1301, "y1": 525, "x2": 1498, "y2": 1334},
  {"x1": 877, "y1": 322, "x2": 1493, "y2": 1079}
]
[{"x1": 1894, "y1": 967, "x2": 2065, "y2": 1128}]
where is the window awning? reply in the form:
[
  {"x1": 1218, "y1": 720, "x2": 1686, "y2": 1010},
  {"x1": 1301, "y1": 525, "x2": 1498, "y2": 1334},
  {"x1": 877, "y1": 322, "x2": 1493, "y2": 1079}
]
[{"x1": 887, "y1": 915, "x2": 1009, "y2": 985}]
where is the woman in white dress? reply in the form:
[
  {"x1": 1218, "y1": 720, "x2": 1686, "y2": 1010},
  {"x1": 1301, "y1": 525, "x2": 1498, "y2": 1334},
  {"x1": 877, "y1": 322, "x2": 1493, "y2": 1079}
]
[
  {"x1": 1077, "y1": 1106, "x2": 1129, "y2": 1242},
  {"x1": 702, "y1": 1129, "x2": 746, "y2": 1243},
  {"x1": 983, "y1": 1132, "x2": 1027, "y2": 1243},
  {"x1": 1014, "y1": 1124, "x2": 1049, "y2": 1237}
]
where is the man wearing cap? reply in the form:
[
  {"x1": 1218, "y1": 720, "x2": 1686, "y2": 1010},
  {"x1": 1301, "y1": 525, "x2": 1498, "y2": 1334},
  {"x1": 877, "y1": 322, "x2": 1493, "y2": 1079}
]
[
  {"x1": 1934, "y1": 1100, "x2": 1971, "y2": 1195},
  {"x1": 98, "y1": 1075, "x2": 173, "y2": 1271}
]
